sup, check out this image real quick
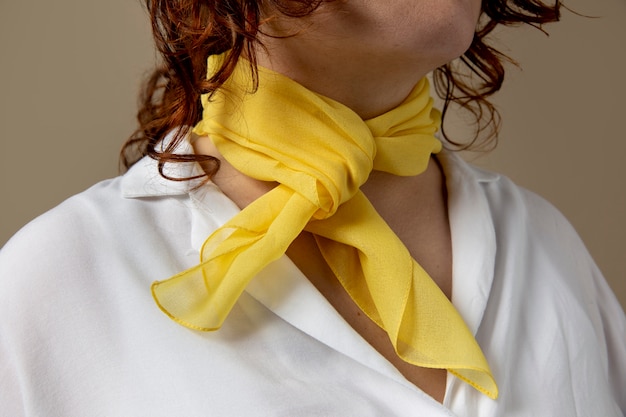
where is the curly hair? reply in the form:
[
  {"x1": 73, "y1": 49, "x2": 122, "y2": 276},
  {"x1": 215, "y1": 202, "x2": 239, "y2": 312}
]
[{"x1": 120, "y1": 0, "x2": 561, "y2": 179}]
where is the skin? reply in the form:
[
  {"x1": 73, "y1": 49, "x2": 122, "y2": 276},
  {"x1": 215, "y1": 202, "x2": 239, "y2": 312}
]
[
  {"x1": 193, "y1": 0, "x2": 483, "y2": 403},
  {"x1": 255, "y1": 0, "x2": 482, "y2": 119}
]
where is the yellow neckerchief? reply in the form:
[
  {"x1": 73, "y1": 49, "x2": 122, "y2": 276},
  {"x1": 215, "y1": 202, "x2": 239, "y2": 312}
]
[{"x1": 152, "y1": 53, "x2": 498, "y2": 399}]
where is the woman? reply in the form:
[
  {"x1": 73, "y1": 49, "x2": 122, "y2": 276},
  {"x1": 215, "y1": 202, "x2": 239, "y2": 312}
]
[{"x1": 1, "y1": 0, "x2": 624, "y2": 415}]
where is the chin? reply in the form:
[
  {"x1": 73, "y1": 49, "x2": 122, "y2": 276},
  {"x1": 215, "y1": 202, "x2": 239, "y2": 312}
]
[
  {"x1": 423, "y1": 7, "x2": 481, "y2": 67},
  {"x1": 375, "y1": 0, "x2": 481, "y2": 69}
]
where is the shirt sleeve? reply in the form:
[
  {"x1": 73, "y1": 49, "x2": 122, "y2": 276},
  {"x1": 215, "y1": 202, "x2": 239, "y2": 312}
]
[
  {"x1": 0, "y1": 333, "x2": 26, "y2": 417},
  {"x1": 591, "y1": 261, "x2": 626, "y2": 413},
  {"x1": 0, "y1": 232, "x2": 33, "y2": 417}
]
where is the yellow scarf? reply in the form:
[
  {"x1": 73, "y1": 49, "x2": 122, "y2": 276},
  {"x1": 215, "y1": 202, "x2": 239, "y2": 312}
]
[{"x1": 152, "y1": 53, "x2": 498, "y2": 399}]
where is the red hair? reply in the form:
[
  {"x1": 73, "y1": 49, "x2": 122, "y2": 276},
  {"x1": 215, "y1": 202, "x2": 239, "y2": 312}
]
[{"x1": 121, "y1": 0, "x2": 561, "y2": 178}]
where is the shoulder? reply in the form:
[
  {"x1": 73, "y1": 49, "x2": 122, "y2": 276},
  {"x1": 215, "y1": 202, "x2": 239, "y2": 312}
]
[
  {"x1": 0, "y1": 154, "x2": 239, "y2": 312},
  {"x1": 1, "y1": 178, "x2": 136, "y2": 307},
  {"x1": 444, "y1": 151, "x2": 589, "y2": 259},
  {"x1": 0, "y1": 168, "x2": 207, "y2": 414},
  {"x1": 441, "y1": 149, "x2": 623, "y2": 338},
  {"x1": 440, "y1": 150, "x2": 610, "y2": 316},
  {"x1": 443, "y1": 152, "x2": 626, "y2": 413},
  {"x1": 1, "y1": 177, "x2": 127, "y2": 271},
  {"x1": 0, "y1": 165, "x2": 200, "y2": 320},
  {"x1": 1, "y1": 174, "x2": 183, "y2": 272}
]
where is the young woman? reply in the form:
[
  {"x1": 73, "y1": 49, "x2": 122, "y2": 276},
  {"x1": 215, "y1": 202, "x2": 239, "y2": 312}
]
[{"x1": 1, "y1": 0, "x2": 624, "y2": 415}]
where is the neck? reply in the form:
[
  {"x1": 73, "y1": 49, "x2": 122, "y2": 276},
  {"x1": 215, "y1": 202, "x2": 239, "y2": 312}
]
[
  {"x1": 255, "y1": 49, "x2": 424, "y2": 120},
  {"x1": 254, "y1": 9, "x2": 435, "y2": 119}
]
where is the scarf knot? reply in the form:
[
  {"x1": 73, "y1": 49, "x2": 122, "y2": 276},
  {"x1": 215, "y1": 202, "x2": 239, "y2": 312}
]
[{"x1": 151, "y1": 53, "x2": 498, "y2": 400}]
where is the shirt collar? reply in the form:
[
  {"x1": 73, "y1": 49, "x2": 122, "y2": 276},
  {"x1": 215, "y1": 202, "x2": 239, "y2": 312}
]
[
  {"x1": 120, "y1": 131, "x2": 206, "y2": 199},
  {"x1": 438, "y1": 150, "x2": 498, "y2": 335}
]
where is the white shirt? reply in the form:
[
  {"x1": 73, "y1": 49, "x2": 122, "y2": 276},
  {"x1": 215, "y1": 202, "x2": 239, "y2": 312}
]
[{"x1": 1, "y1": 147, "x2": 624, "y2": 416}]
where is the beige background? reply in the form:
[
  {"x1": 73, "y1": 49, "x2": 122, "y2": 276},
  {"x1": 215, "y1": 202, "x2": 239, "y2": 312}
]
[{"x1": 1, "y1": 0, "x2": 624, "y2": 307}]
